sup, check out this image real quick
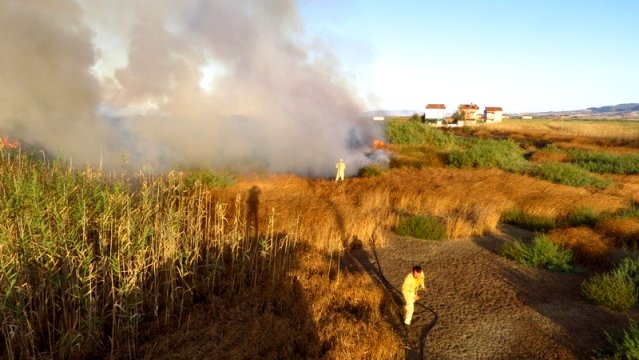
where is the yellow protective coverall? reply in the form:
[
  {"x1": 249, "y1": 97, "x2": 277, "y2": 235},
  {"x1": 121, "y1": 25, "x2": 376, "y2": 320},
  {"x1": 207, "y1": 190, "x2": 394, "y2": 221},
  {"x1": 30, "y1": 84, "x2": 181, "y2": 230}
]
[
  {"x1": 402, "y1": 271, "x2": 425, "y2": 325},
  {"x1": 335, "y1": 159, "x2": 346, "y2": 181}
]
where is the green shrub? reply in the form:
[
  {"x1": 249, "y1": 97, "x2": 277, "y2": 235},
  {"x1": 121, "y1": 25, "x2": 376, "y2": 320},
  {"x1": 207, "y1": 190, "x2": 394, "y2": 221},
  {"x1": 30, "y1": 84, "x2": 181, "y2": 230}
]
[
  {"x1": 183, "y1": 169, "x2": 236, "y2": 189},
  {"x1": 568, "y1": 149, "x2": 639, "y2": 175},
  {"x1": 445, "y1": 138, "x2": 528, "y2": 172},
  {"x1": 617, "y1": 204, "x2": 639, "y2": 219},
  {"x1": 385, "y1": 120, "x2": 457, "y2": 147},
  {"x1": 582, "y1": 257, "x2": 639, "y2": 311},
  {"x1": 531, "y1": 162, "x2": 612, "y2": 189},
  {"x1": 395, "y1": 215, "x2": 446, "y2": 240},
  {"x1": 613, "y1": 257, "x2": 639, "y2": 286},
  {"x1": 582, "y1": 273, "x2": 638, "y2": 311},
  {"x1": 499, "y1": 235, "x2": 574, "y2": 272},
  {"x1": 501, "y1": 207, "x2": 558, "y2": 232},
  {"x1": 598, "y1": 321, "x2": 639, "y2": 359},
  {"x1": 398, "y1": 145, "x2": 435, "y2": 157},
  {"x1": 566, "y1": 207, "x2": 599, "y2": 227},
  {"x1": 358, "y1": 166, "x2": 383, "y2": 177}
]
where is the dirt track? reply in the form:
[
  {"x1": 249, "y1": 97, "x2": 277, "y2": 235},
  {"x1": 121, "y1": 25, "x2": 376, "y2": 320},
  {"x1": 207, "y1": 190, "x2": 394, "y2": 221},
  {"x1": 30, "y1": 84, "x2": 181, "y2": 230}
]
[{"x1": 346, "y1": 225, "x2": 637, "y2": 359}]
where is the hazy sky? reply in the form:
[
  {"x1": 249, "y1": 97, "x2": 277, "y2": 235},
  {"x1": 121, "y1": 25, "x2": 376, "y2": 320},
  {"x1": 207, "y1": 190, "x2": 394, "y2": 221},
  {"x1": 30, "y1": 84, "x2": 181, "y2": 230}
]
[{"x1": 299, "y1": 0, "x2": 639, "y2": 113}]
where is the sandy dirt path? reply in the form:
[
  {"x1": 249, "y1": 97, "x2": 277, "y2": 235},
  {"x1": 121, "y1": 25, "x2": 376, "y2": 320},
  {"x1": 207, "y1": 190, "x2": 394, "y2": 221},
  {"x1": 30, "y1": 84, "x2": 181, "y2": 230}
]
[{"x1": 345, "y1": 225, "x2": 637, "y2": 359}]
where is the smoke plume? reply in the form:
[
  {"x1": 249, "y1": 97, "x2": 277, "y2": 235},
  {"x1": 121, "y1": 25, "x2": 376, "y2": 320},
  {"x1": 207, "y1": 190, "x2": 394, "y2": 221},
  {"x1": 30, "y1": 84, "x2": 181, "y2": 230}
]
[{"x1": 0, "y1": 0, "x2": 382, "y2": 177}]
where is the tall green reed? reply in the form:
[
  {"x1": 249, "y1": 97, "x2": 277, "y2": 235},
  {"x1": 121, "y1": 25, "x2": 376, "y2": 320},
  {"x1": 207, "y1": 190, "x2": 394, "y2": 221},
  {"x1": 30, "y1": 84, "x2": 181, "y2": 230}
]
[{"x1": 0, "y1": 151, "x2": 294, "y2": 359}]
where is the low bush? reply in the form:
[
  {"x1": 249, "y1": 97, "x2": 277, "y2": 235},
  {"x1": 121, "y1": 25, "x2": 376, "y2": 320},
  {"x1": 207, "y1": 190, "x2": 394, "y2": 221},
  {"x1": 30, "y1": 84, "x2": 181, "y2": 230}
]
[
  {"x1": 617, "y1": 204, "x2": 639, "y2": 219},
  {"x1": 566, "y1": 207, "x2": 600, "y2": 227},
  {"x1": 501, "y1": 207, "x2": 558, "y2": 232},
  {"x1": 499, "y1": 235, "x2": 574, "y2": 273},
  {"x1": 385, "y1": 120, "x2": 458, "y2": 147},
  {"x1": 358, "y1": 166, "x2": 384, "y2": 177},
  {"x1": 395, "y1": 215, "x2": 446, "y2": 240},
  {"x1": 614, "y1": 257, "x2": 639, "y2": 284},
  {"x1": 183, "y1": 169, "x2": 236, "y2": 189},
  {"x1": 568, "y1": 149, "x2": 639, "y2": 175},
  {"x1": 597, "y1": 321, "x2": 639, "y2": 359},
  {"x1": 389, "y1": 155, "x2": 444, "y2": 170},
  {"x1": 582, "y1": 257, "x2": 639, "y2": 311},
  {"x1": 530, "y1": 162, "x2": 612, "y2": 189},
  {"x1": 445, "y1": 138, "x2": 528, "y2": 172},
  {"x1": 582, "y1": 273, "x2": 637, "y2": 311}
]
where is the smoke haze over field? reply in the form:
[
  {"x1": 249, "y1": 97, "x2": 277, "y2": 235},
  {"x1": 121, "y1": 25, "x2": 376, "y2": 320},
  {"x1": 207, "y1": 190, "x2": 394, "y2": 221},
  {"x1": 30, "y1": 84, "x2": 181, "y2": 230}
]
[{"x1": 0, "y1": 0, "x2": 381, "y2": 176}]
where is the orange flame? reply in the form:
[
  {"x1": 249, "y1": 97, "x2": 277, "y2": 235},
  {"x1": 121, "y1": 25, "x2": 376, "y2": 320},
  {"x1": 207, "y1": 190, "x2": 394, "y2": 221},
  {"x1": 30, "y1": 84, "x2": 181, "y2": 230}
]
[
  {"x1": 372, "y1": 139, "x2": 385, "y2": 149},
  {"x1": 1, "y1": 136, "x2": 20, "y2": 149}
]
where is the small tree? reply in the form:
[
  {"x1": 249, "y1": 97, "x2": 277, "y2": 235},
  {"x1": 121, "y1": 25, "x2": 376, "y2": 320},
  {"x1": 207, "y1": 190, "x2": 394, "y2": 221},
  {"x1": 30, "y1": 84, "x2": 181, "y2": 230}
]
[{"x1": 452, "y1": 110, "x2": 465, "y2": 122}]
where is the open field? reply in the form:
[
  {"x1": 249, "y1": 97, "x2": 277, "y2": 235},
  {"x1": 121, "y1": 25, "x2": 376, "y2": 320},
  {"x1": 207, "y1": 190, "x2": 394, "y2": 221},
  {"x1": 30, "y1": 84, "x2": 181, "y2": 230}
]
[
  {"x1": 465, "y1": 118, "x2": 639, "y2": 153},
  {"x1": 2, "y1": 118, "x2": 639, "y2": 359}
]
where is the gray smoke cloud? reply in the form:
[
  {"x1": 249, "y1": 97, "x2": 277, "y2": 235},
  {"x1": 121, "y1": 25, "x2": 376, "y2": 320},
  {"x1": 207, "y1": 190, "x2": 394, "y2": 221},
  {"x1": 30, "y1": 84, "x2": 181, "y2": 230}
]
[{"x1": 0, "y1": 0, "x2": 383, "y2": 176}]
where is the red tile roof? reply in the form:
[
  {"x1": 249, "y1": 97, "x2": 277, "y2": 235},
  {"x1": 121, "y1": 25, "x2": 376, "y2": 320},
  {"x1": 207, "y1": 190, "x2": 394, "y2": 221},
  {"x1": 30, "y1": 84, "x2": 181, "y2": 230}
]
[
  {"x1": 458, "y1": 104, "x2": 479, "y2": 110},
  {"x1": 425, "y1": 104, "x2": 446, "y2": 109},
  {"x1": 484, "y1": 107, "x2": 503, "y2": 112}
]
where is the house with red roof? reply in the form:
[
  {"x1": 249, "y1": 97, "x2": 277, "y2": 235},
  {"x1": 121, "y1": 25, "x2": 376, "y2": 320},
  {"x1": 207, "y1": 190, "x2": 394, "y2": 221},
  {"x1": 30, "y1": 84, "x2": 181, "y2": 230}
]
[
  {"x1": 457, "y1": 103, "x2": 480, "y2": 121},
  {"x1": 484, "y1": 107, "x2": 503, "y2": 122},
  {"x1": 424, "y1": 104, "x2": 446, "y2": 122}
]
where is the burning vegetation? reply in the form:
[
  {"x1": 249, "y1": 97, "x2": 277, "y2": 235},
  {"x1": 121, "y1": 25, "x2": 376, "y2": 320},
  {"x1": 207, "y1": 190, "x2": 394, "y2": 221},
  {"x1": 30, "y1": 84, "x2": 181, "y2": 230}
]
[{"x1": 1, "y1": 136, "x2": 20, "y2": 149}]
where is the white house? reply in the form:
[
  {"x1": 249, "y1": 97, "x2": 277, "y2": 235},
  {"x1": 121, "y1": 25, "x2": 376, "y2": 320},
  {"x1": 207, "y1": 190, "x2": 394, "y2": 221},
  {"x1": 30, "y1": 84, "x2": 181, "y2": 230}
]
[
  {"x1": 484, "y1": 107, "x2": 503, "y2": 122},
  {"x1": 424, "y1": 104, "x2": 446, "y2": 121}
]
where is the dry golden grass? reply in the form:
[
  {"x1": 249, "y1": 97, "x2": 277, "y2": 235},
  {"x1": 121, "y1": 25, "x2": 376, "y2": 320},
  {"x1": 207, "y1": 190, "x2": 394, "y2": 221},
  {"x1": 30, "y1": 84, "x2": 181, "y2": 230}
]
[
  {"x1": 607, "y1": 175, "x2": 639, "y2": 203},
  {"x1": 547, "y1": 227, "x2": 613, "y2": 266},
  {"x1": 296, "y1": 251, "x2": 403, "y2": 359},
  {"x1": 126, "y1": 247, "x2": 403, "y2": 360},
  {"x1": 596, "y1": 217, "x2": 639, "y2": 247},
  {"x1": 529, "y1": 150, "x2": 570, "y2": 163},
  {"x1": 467, "y1": 119, "x2": 639, "y2": 152},
  {"x1": 210, "y1": 167, "x2": 627, "y2": 250}
]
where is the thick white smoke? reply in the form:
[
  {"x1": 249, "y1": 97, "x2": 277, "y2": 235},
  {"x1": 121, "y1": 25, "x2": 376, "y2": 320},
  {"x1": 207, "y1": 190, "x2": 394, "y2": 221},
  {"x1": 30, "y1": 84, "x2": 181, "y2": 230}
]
[{"x1": 0, "y1": 0, "x2": 383, "y2": 176}]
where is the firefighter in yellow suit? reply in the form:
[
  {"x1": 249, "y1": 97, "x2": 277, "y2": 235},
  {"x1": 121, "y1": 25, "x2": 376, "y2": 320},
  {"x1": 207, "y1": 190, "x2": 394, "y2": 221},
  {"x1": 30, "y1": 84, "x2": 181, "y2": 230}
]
[
  {"x1": 402, "y1": 265, "x2": 426, "y2": 325},
  {"x1": 335, "y1": 158, "x2": 346, "y2": 182}
]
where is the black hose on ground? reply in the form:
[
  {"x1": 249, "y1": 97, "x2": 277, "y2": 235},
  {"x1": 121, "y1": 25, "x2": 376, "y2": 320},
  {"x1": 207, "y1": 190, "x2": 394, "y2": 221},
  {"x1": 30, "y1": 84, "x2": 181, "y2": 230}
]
[{"x1": 370, "y1": 239, "x2": 438, "y2": 359}]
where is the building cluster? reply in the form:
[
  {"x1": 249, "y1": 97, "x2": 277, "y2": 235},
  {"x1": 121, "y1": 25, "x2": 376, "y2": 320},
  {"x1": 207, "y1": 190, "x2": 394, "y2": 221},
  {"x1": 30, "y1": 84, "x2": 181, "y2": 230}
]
[{"x1": 425, "y1": 103, "x2": 503, "y2": 126}]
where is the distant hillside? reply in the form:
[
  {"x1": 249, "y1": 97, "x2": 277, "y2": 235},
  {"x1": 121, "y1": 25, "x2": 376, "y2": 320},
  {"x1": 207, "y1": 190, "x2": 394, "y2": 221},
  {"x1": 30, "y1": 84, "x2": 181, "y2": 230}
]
[
  {"x1": 511, "y1": 102, "x2": 639, "y2": 119},
  {"x1": 586, "y1": 103, "x2": 639, "y2": 113}
]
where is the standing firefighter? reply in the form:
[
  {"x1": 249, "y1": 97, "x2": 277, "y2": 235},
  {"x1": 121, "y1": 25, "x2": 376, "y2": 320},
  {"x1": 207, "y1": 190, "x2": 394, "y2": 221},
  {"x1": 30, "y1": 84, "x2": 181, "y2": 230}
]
[
  {"x1": 402, "y1": 265, "x2": 426, "y2": 325},
  {"x1": 335, "y1": 158, "x2": 346, "y2": 182}
]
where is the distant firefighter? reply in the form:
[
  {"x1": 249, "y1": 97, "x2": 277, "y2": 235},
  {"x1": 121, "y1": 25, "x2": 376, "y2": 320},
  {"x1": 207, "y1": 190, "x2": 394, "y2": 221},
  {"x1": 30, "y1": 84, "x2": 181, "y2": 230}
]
[{"x1": 335, "y1": 158, "x2": 346, "y2": 182}]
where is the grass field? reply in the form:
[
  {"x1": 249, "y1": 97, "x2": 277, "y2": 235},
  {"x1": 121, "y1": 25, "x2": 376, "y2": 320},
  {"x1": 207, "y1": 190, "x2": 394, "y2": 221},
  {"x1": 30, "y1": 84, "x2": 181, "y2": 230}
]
[{"x1": 2, "y1": 118, "x2": 639, "y2": 358}]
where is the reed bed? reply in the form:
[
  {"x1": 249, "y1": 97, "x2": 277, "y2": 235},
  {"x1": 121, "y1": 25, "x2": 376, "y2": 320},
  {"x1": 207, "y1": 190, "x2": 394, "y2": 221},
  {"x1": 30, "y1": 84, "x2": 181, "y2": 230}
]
[{"x1": 0, "y1": 151, "x2": 297, "y2": 358}]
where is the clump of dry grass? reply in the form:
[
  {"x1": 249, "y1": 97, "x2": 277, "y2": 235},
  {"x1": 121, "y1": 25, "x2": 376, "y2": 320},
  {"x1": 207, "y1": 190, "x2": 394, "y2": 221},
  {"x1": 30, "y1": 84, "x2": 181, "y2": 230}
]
[
  {"x1": 596, "y1": 217, "x2": 639, "y2": 248},
  {"x1": 548, "y1": 227, "x2": 613, "y2": 266},
  {"x1": 530, "y1": 150, "x2": 570, "y2": 163}
]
